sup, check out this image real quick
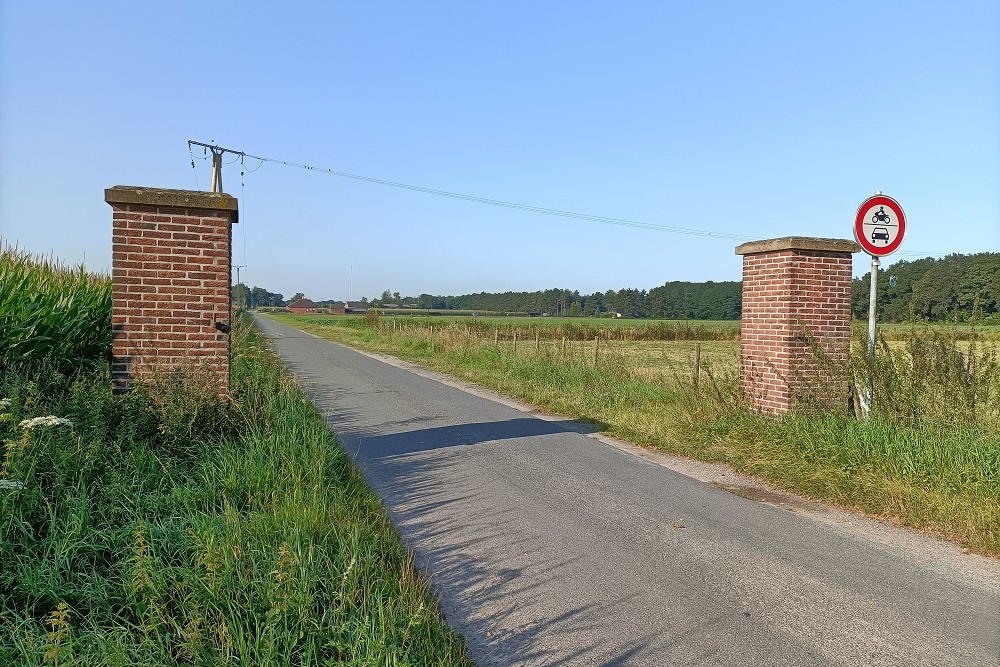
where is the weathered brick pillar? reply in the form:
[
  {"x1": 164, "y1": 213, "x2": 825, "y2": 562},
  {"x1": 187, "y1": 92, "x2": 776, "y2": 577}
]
[
  {"x1": 736, "y1": 237, "x2": 860, "y2": 414},
  {"x1": 106, "y1": 186, "x2": 238, "y2": 393}
]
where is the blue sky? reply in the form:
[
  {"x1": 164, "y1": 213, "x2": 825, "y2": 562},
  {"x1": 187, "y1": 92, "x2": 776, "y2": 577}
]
[{"x1": 2, "y1": 1, "x2": 997, "y2": 302}]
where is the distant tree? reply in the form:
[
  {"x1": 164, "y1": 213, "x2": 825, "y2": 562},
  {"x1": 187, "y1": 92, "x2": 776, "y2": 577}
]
[
  {"x1": 584, "y1": 292, "x2": 604, "y2": 316},
  {"x1": 231, "y1": 283, "x2": 250, "y2": 309},
  {"x1": 852, "y1": 253, "x2": 999, "y2": 322},
  {"x1": 250, "y1": 286, "x2": 267, "y2": 308},
  {"x1": 290, "y1": 292, "x2": 305, "y2": 303}
]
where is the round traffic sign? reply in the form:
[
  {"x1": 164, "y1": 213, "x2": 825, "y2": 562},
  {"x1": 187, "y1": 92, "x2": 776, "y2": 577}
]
[{"x1": 854, "y1": 194, "x2": 905, "y2": 257}]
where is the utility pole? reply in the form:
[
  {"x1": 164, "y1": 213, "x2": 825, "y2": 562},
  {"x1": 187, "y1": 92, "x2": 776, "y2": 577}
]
[
  {"x1": 234, "y1": 265, "x2": 247, "y2": 310},
  {"x1": 210, "y1": 147, "x2": 224, "y2": 193},
  {"x1": 189, "y1": 140, "x2": 241, "y2": 193}
]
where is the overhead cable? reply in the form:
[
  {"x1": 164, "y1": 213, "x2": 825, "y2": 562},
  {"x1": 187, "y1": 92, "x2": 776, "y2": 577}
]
[
  {"x1": 186, "y1": 140, "x2": 950, "y2": 256},
  {"x1": 188, "y1": 140, "x2": 754, "y2": 241}
]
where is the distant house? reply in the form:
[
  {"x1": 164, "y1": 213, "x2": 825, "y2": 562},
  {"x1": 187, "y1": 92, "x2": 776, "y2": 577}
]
[
  {"x1": 327, "y1": 303, "x2": 346, "y2": 316},
  {"x1": 287, "y1": 298, "x2": 318, "y2": 315}
]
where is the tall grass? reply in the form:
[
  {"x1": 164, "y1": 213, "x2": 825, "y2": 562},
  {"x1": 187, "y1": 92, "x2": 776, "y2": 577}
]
[
  {"x1": 274, "y1": 313, "x2": 1000, "y2": 555},
  {"x1": 0, "y1": 319, "x2": 472, "y2": 665},
  {"x1": 307, "y1": 312, "x2": 739, "y2": 342},
  {"x1": 0, "y1": 245, "x2": 112, "y2": 370},
  {"x1": 853, "y1": 325, "x2": 1000, "y2": 430}
]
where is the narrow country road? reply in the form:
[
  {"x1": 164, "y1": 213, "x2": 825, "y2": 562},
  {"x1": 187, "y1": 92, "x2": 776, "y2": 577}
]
[{"x1": 252, "y1": 314, "x2": 999, "y2": 667}]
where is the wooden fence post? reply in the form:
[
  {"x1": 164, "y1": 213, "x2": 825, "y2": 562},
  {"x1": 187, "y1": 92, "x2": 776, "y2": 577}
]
[{"x1": 693, "y1": 342, "x2": 701, "y2": 388}]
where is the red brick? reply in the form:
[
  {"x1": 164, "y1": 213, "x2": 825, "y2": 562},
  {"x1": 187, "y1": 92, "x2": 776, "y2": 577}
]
[
  {"x1": 739, "y1": 247, "x2": 853, "y2": 414},
  {"x1": 110, "y1": 193, "x2": 236, "y2": 394}
]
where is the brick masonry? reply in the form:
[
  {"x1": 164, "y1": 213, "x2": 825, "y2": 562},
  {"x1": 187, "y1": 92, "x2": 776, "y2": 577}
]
[
  {"x1": 106, "y1": 186, "x2": 238, "y2": 393},
  {"x1": 735, "y1": 237, "x2": 860, "y2": 414}
]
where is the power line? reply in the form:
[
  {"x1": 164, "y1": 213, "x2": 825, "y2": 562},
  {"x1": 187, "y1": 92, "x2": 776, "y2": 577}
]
[
  {"x1": 185, "y1": 140, "x2": 952, "y2": 256},
  {"x1": 187, "y1": 143, "x2": 201, "y2": 190},
  {"x1": 188, "y1": 140, "x2": 754, "y2": 241},
  {"x1": 893, "y1": 249, "x2": 951, "y2": 258}
]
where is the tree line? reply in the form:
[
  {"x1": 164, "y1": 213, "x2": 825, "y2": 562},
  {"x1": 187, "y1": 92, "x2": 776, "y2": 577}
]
[
  {"x1": 410, "y1": 283, "x2": 742, "y2": 319},
  {"x1": 232, "y1": 282, "x2": 742, "y2": 320},
  {"x1": 851, "y1": 252, "x2": 999, "y2": 323},
  {"x1": 231, "y1": 252, "x2": 999, "y2": 323}
]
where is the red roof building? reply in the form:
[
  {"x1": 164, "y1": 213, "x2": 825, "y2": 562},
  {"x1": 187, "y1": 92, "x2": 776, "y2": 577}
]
[{"x1": 287, "y1": 298, "x2": 318, "y2": 315}]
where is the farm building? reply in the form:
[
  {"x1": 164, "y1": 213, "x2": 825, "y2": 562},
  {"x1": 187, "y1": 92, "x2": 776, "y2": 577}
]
[
  {"x1": 287, "y1": 298, "x2": 319, "y2": 314},
  {"x1": 327, "y1": 303, "x2": 347, "y2": 315}
]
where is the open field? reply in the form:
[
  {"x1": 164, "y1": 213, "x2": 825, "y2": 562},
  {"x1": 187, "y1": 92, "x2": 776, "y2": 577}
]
[
  {"x1": 294, "y1": 313, "x2": 741, "y2": 343},
  {"x1": 273, "y1": 313, "x2": 998, "y2": 373},
  {"x1": 284, "y1": 312, "x2": 1000, "y2": 342},
  {"x1": 271, "y1": 312, "x2": 1000, "y2": 556},
  {"x1": 877, "y1": 322, "x2": 1000, "y2": 340},
  {"x1": 377, "y1": 312, "x2": 741, "y2": 328}
]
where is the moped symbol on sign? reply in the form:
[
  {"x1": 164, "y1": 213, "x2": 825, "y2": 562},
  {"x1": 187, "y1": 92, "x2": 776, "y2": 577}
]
[{"x1": 854, "y1": 195, "x2": 906, "y2": 257}]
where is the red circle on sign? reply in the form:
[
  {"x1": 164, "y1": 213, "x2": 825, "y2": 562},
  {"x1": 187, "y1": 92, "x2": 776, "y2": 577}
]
[{"x1": 854, "y1": 195, "x2": 906, "y2": 257}]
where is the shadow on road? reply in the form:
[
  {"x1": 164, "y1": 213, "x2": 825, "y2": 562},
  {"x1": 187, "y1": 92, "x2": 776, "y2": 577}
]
[
  {"x1": 350, "y1": 417, "x2": 590, "y2": 458},
  {"x1": 258, "y1": 328, "x2": 660, "y2": 664},
  {"x1": 356, "y1": 446, "x2": 658, "y2": 666}
]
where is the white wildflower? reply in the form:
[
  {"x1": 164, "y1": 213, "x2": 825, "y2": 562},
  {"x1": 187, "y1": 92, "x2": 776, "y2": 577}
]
[
  {"x1": 0, "y1": 398, "x2": 11, "y2": 410},
  {"x1": 18, "y1": 416, "x2": 73, "y2": 430}
]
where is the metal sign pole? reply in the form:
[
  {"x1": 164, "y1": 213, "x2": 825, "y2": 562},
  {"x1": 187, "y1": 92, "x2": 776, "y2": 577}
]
[
  {"x1": 853, "y1": 189, "x2": 905, "y2": 417},
  {"x1": 866, "y1": 254, "x2": 880, "y2": 409}
]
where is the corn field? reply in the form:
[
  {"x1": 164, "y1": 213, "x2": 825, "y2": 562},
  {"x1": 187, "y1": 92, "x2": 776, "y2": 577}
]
[{"x1": 0, "y1": 245, "x2": 112, "y2": 369}]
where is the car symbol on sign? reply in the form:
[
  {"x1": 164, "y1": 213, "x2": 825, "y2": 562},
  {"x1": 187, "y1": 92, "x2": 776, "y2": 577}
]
[{"x1": 871, "y1": 228, "x2": 890, "y2": 244}]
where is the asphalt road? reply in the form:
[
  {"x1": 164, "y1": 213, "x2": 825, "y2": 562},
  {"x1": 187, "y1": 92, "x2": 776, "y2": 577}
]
[{"x1": 252, "y1": 314, "x2": 1000, "y2": 667}]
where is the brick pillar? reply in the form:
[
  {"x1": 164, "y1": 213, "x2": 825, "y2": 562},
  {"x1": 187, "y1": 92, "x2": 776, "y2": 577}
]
[
  {"x1": 106, "y1": 186, "x2": 238, "y2": 393},
  {"x1": 735, "y1": 237, "x2": 860, "y2": 414}
]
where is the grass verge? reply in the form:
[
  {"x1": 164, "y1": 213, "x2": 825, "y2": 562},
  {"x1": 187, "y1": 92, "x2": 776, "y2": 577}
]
[
  {"x1": 270, "y1": 313, "x2": 1000, "y2": 556},
  {"x1": 1, "y1": 317, "x2": 472, "y2": 665}
]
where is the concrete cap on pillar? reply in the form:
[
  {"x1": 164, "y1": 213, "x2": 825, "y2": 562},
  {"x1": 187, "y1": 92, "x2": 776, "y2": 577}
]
[
  {"x1": 735, "y1": 237, "x2": 860, "y2": 256},
  {"x1": 105, "y1": 185, "x2": 238, "y2": 222}
]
